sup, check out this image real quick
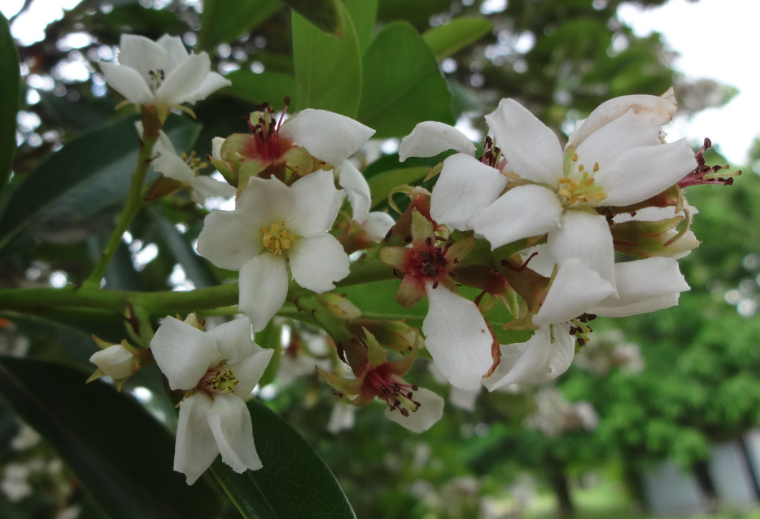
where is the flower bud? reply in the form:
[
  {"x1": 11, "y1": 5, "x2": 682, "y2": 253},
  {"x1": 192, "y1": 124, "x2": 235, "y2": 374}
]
[{"x1": 90, "y1": 344, "x2": 137, "y2": 380}]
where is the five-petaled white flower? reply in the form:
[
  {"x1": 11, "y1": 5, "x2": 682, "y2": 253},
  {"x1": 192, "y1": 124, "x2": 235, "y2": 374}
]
[
  {"x1": 404, "y1": 89, "x2": 696, "y2": 317},
  {"x1": 197, "y1": 171, "x2": 350, "y2": 331},
  {"x1": 338, "y1": 162, "x2": 395, "y2": 242},
  {"x1": 483, "y1": 251, "x2": 690, "y2": 391},
  {"x1": 151, "y1": 315, "x2": 273, "y2": 485},
  {"x1": 99, "y1": 34, "x2": 230, "y2": 107},
  {"x1": 136, "y1": 123, "x2": 235, "y2": 204}
]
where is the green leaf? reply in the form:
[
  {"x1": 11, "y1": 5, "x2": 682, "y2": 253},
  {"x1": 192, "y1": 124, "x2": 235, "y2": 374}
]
[
  {"x1": 282, "y1": 0, "x2": 344, "y2": 36},
  {"x1": 255, "y1": 320, "x2": 282, "y2": 387},
  {"x1": 0, "y1": 116, "x2": 200, "y2": 250},
  {"x1": 422, "y1": 18, "x2": 493, "y2": 59},
  {"x1": 0, "y1": 357, "x2": 221, "y2": 519},
  {"x1": 220, "y1": 70, "x2": 296, "y2": 106},
  {"x1": 198, "y1": 0, "x2": 282, "y2": 51},
  {"x1": 212, "y1": 398, "x2": 355, "y2": 519},
  {"x1": 342, "y1": 0, "x2": 377, "y2": 54},
  {"x1": 292, "y1": 2, "x2": 362, "y2": 117},
  {"x1": 0, "y1": 14, "x2": 19, "y2": 198},
  {"x1": 358, "y1": 22, "x2": 454, "y2": 138},
  {"x1": 341, "y1": 279, "x2": 531, "y2": 345},
  {"x1": 367, "y1": 166, "x2": 428, "y2": 208}
]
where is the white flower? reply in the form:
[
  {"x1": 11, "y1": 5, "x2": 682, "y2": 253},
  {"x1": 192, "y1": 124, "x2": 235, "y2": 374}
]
[
  {"x1": 197, "y1": 171, "x2": 350, "y2": 331},
  {"x1": 612, "y1": 205, "x2": 699, "y2": 259},
  {"x1": 99, "y1": 34, "x2": 230, "y2": 106},
  {"x1": 150, "y1": 316, "x2": 273, "y2": 484},
  {"x1": 483, "y1": 252, "x2": 689, "y2": 391},
  {"x1": 338, "y1": 162, "x2": 395, "y2": 242},
  {"x1": 413, "y1": 91, "x2": 696, "y2": 312},
  {"x1": 136, "y1": 123, "x2": 235, "y2": 204},
  {"x1": 428, "y1": 363, "x2": 480, "y2": 411},
  {"x1": 326, "y1": 401, "x2": 356, "y2": 434},
  {"x1": 89, "y1": 344, "x2": 135, "y2": 380}
]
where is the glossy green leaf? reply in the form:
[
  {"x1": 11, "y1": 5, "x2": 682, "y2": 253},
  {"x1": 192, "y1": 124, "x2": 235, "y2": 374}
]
[
  {"x1": 212, "y1": 398, "x2": 356, "y2": 519},
  {"x1": 342, "y1": 0, "x2": 377, "y2": 54},
  {"x1": 341, "y1": 279, "x2": 531, "y2": 345},
  {"x1": 0, "y1": 116, "x2": 200, "y2": 250},
  {"x1": 255, "y1": 320, "x2": 282, "y2": 387},
  {"x1": 220, "y1": 70, "x2": 296, "y2": 107},
  {"x1": 282, "y1": 0, "x2": 344, "y2": 36},
  {"x1": 0, "y1": 357, "x2": 221, "y2": 519},
  {"x1": 197, "y1": 0, "x2": 282, "y2": 51},
  {"x1": 367, "y1": 166, "x2": 428, "y2": 208},
  {"x1": 358, "y1": 22, "x2": 454, "y2": 138},
  {"x1": 292, "y1": 2, "x2": 362, "y2": 117},
  {"x1": 422, "y1": 18, "x2": 493, "y2": 59},
  {"x1": 0, "y1": 14, "x2": 19, "y2": 198}
]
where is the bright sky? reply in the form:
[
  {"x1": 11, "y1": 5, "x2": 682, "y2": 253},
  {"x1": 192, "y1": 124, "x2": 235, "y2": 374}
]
[
  {"x1": 618, "y1": 0, "x2": 759, "y2": 165},
  {"x1": 2, "y1": 0, "x2": 756, "y2": 165}
]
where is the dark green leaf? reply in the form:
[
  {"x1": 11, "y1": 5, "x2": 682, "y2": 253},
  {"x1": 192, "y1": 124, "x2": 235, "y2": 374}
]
[
  {"x1": 342, "y1": 0, "x2": 377, "y2": 54},
  {"x1": 255, "y1": 321, "x2": 282, "y2": 387},
  {"x1": 422, "y1": 18, "x2": 493, "y2": 59},
  {"x1": 282, "y1": 0, "x2": 344, "y2": 36},
  {"x1": 0, "y1": 357, "x2": 221, "y2": 519},
  {"x1": 292, "y1": 2, "x2": 362, "y2": 117},
  {"x1": 100, "y1": 4, "x2": 187, "y2": 36},
  {"x1": 358, "y1": 22, "x2": 454, "y2": 138},
  {"x1": 0, "y1": 14, "x2": 19, "y2": 198},
  {"x1": 0, "y1": 116, "x2": 200, "y2": 250},
  {"x1": 212, "y1": 398, "x2": 355, "y2": 519},
  {"x1": 220, "y1": 70, "x2": 296, "y2": 107},
  {"x1": 367, "y1": 166, "x2": 428, "y2": 208},
  {"x1": 197, "y1": 0, "x2": 282, "y2": 51}
]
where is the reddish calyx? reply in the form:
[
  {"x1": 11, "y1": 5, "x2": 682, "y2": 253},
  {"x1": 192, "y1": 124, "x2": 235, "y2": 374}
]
[{"x1": 678, "y1": 138, "x2": 741, "y2": 188}]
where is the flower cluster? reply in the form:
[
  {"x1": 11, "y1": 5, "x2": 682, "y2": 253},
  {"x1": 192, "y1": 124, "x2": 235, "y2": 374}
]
[{"x1": 92, "y1": 34, "x2": 737, "y2": 485}]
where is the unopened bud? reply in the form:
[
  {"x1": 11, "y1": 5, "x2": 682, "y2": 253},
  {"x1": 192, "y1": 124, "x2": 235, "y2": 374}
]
[{"x1": 90, "y1": 344, "x2": 137, "y2": 380}]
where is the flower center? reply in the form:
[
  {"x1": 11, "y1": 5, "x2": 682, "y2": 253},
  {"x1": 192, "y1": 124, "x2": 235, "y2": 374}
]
[
  {"x1": 408, "y1": 238, "x2": 449, "y2": 282},
  {"x1": 557, "y1": 153, "x2": 607, "y2": 208},
  {"x1": 210, "y1": 369, "x2": 239, "y2": 394},
  {"x1": 261, "y1": 221, "x2": 296, "y2": 255},
  {"x1": 181, "y1": 151, "x2": 207, "y2": 175},
  {"x1": 246, "y1": 98, "x2": 291, "y2": 162},
  {"x1": 364, "y1": 365, "x2": 420, "y2": 417},
  {"x1": 147, "y1": 69, "x2": 165, "y2": 92},
  {"x1": 568, "y1": 313, "x2": 597, "y2": 347},
  {"x1": 480, "y1": 136, "x2": 507, "y2": 170}
]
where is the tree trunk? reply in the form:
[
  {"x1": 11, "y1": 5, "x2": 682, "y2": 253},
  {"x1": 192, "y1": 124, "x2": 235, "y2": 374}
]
[
  {"x1": 692, "y1": 459, "x2": 719, "y2": 513},
  {"x1": 622, "y1": 462, "x2": 649, "y2": 514},
  {"x1": 549, "y1": 465, "x2": 575, "y2": 519}
]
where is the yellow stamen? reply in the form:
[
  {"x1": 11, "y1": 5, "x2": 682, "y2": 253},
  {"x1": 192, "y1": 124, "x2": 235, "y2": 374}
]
[
  {"x1": 211, "y1": 369, "x2": 238, "y2": 394},
  {"x1": 261, "y1": 221, "x2": 296, "y2": 255}
]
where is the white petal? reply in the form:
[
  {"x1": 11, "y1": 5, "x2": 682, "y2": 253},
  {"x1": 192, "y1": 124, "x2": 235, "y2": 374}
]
[
  {"x1": 207, "y1": 317, "x2": 255, "y2": 361},
  {"x1": 338, "y1": 162, "x2": 371, "y2": 222},
  {"x1": 398, "y1": 121, "x2": 476, "y2": 161},
  {"x1": 288, "y1": 170, "x2": 343, "y2": 237},
  {"x1": 449, "y1": 386, "x2": 480, "y2": 412},
  {"x1": 485, "y1": 98, "x2": 563, "y2": 185},
  {"x1": 151, "y1": 316, "x2": 219, "y2": 390},
  {"x1": 156, "y1": 34, "x2": 189, "y2": 72},
  {"x1": 593, "y1": 294, "x2": 680, "y2": 317},
  {"x1": 189, "y1": 176, "x2": 236, "y2": 202},
  {"x1": 470, "y1": 185, "x2": 563, "y2": 249},
  {"x1": 575, "y1": 109, "x2": 662, "y2": 170},
  {"x1": 211, "y1": 137, "x2": 225, "y2": 161},
  {"x1": 230, "y1": 348, "x2": 274, "y2": 398},
  {"x1": 280, "y1": 109, "x2": 375, "y2": 166},
  {"x1": 152, "y1": 147, "x2": 196, "y2": 182},
  {"x1": 384, "y1": 387, "x2": 444, "y2": 433},
  {"x1": 597, "y1": 139, "x2": 697, "y2": 207},
  {"x1": 289, "y1": 234, "x2": 350, "y2": 293},
  {"x1": 237, "y1": 176, "x2": 295, "y2": 224},
  {"x1": 99, "y1": 62, "x2": 154, "y2": 104},
  {"x1": 568, "y1": 89, "x2": 677, "y2": 148},
  {"x1": 519, "y1": 244, "x2": 555, "y2": 277},
  {"x1": 591, "y1": 257, "x2": 689, "y2": 314},
  {"x1": 207, "y1": 393, "x2": 262, "y2": 473},
  {"x1": 430, "y1": 153, "x2": 507, "y2": 231},
  {"x1": 363, "y1": 212, "x2": 395, "y2": 242},
  {"x1": 89, "y1": 345, "x2": 133, "y2": 380},
  {"x1": 197, "y1": 210, "x2": 262, "y2": 270},
  {"x1": 548, "y1": 210, "x2": 616, "y2": 289},
  {"x1": 174, "y1": 393, "x2": 219, "y2": 485},
  {"x1": 185, "y1": 72, "x2": 232, "y2": 103},
  {"x1": 239, "y1": 254, "x2": 289, "y2": 332},
  {"x1": 117, "y1": 34, "x2": 168, "y2": 80},
  {"x1": 422, "y1": 284, "x2": 493, "y2": 391},
  {"x1": 157, "y1": 53, "x2": 211, "y2": 105},
  {"x1": 534, "y1": 259, "x2": 615, "y2": 325},
  {"x1": 483, "y1": 324, "x2": 574, "y2": 391},
  {"x1": 327, "y1": 402, "x2": 356, "y2": 434}
]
